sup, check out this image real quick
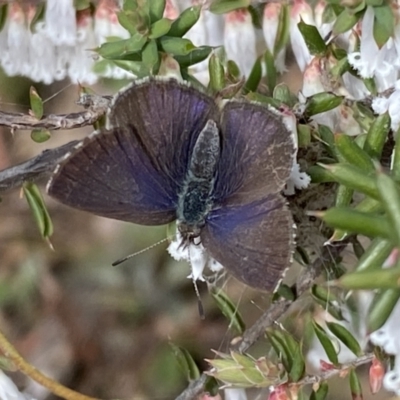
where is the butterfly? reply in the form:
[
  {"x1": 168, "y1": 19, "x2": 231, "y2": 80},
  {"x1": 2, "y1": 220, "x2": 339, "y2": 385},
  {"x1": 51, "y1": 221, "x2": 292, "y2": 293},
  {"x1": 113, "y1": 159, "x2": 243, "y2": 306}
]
[{"x1": 47, "y1": 78, "x2": 296, "y2": 291}]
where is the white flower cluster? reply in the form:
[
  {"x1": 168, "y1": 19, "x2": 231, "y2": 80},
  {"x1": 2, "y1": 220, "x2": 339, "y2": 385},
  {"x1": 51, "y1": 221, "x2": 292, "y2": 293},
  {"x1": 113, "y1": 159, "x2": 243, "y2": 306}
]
[{"x1": 1, "y1": 0, "x2": 134, "y2": 84}]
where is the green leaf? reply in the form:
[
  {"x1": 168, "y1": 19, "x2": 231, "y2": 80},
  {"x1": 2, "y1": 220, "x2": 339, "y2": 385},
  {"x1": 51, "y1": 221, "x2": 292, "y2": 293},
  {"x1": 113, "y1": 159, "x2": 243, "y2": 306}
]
[
  {"x1": 368, "y1": 289, "x2": 400, "y2": 332},
  {"x1": 304, "y1": 92, "x2": 343, "y2": 116},
  {"x1": 310, "y1": 381, "x2": 329, "y2": 400},
  {"x1": 243, "y1": 56, "x2": 262, "y2": 93},
  {"x1": 118, "y1": 11, "x2": 140, "y2": 35},
  {"x1": 169, "y1": 343, "x2": 200, "y2": 381},
  {"x1": 273, "y1": 4, "x2": 290, "y2": 55},
  {"x1": 318, "y1": 163, "x2": 378, "y2": 199},
  {"x1": 266, "y1": 330, "x2": 293, "y2": 372},
  {"x1": 312, "y1": 322, "x2": 339, "y2": 366},
  {"x1": 160, "y1": 36, "x2": 195, "y2": 56},
  {"x1": 74, "y1": 0, "x2": 91, "y2": 10},
  {"x1": 349, "y1": 369, "x2": 363, "y2": 400},
  {"x1": 297, "y1": 20, "x2": 327, "y2": 55},
  {"x1": 264, "y1": 49, "x2": 277, "y2": 93},
  {"x1": 246, "y1": 92, "x2": 281, "y2": 109},
  {"x1": 364, "y1": 112, "x2": 390, "y2": 159},
  {"x1": 326, "y1": 322, "x2": 363, "y2": 357},
  {"x1": 317, "y1": 207, "x2": 392, "y2": 239},
  {"x1": 392, "y1": 126, "x2": 400, "y2": 181},
  {"x1": 333, "y1": 9, "x2": 363, "y2": 35},
  {"x1": 169, "y1": 5, "x2": 201, "y2": 37},
  {"x1": 356, "y1": 238, "x2": 393, "y2": 271},
  {"x1": 97, "y1": 35, "x2": 147, "y2": 59},
  {"x1": 273, "y1": 83, "x2": 292, "y2": 105},
  {"x1": 209, "y1": 0, "x2": 250, "y2": 14},
  {"x1": 149, "y1": 18, "x2": 172, "y2": 39},
  {"x1": 297, "y1": 124, "x2": 311, "y2": 147},
  {"x1": 227, "y1": 60, "x2": 241, "y2": 81},
  {"x1": 112, "y1": 60, "x2": 148, "y2": 77},
  {"x1": 23, "y1": 183, "x2": 53, "y2": 239},
  {"x1": 311, "y1": 285, "x2": 344, "y2": 321},
  {"x1": 208, "y1": 53, "x2": 225, "y2": 92},
  {"x1": 373, "y1": 5, "x2": 395, "y2": 48},
  {"x1": 149, "y1": 0, "x2": 166, "y2": 23},
  {"x1": 376, "y1": 170, "x2": 400, "y2": 247},
  {"x1": 142, "y1": 39, "x2": 159, "y2": 73},
  {"x1": 339, "y1": 265, "x2": 400, "y2": 290},
  {"x1": 29, "y1": 86, "x2": 43, "y2": 120},
  {"x1": 174, "y1": 46, "x2": 212, "y2": 66},
  {"x1": 334, "y1": 134, "x2": 374, "y2": 172},
  {"x1": 211, "y1": 289, "x2": 246, "y2": 334},
  {"x1": 31, "y1": 129, "x2": 51, "y2": 143},
  {"x1": 0, "y1": 4, "x2": 8, "y2": 33},
  {"x1": 289, "y1": 344, "x2": 305, "y2": 382}
]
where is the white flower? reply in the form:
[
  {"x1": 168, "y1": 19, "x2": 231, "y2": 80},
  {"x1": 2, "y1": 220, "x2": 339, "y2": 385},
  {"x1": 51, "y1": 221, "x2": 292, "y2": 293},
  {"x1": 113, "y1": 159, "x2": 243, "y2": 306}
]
[
  {"x1": 301, "y1": 57, "x2": 325, "y2": 97},
  {"x1": 314, "y1": 0, "x2": 334, "y2": 39},
  {"x1": 372, "y1": 86, "x2": 400, "y2": 132},
  {"x1": 168, "y1": 230, "x2": 223, "y2": 281},
  {"x1": 44, "y1": 0, "x2": 77, "y2": 46},
  {"x1": 0, "y1": 370, "x2": 35, "y2": 400},
  {"x1": 347, "y1": 6, "x2": 396, "y2": 85},
  {"x1": 224, "y1": 388, "x2": 247, "y2": 400},
  {"x1": 279, "y1": 106, "x2": 310, "y2": 195},
  {"x1": 224, "y1": 9, "x2": 257, "y2": 77}
]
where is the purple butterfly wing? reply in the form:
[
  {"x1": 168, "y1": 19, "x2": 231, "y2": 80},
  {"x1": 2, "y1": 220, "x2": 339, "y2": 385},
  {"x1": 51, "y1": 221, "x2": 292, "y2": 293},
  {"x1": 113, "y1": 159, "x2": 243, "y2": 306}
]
[
  {"x1": 202, "y1": 195, "x2": 295, "y2": 291},
  {"x1": 213, "y1": 101, "x2": 295, "y2": 205},
  {"x1": 48, "y1": 79, "x2": 218, "y2": 225},
  {"x1": 201, "y1": 101, "x2": 296, "y2": 290}
]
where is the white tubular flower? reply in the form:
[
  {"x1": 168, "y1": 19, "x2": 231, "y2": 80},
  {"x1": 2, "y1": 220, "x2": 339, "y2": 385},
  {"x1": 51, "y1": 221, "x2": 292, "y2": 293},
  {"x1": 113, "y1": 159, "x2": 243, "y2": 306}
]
[
  {"x1": 183, "y1": 1, "x2": 224, "y2": 85},
  {"x1": 164, "y1": 0, "x2": 180, "y2": 19},
  {"x1": 372, "y1": 86, "x2": 400, "y2": 132},
  {"x1": 168, "y1": 230, "x2": 223, "y2": 282},
  {"x1": 342, "y1": 72, "x2": 370, "y2": 100},
  {"x1": 94, "y1": 0, "x2": 129, "y2": 43},
  {"x1": 347, "y1": 6, "x2": 395, "y2": 81},
  {"x1": 263, "y1": 3, "x2": 286, "y2": 73},
  {"x1": 224, "y1": 388, "x2": 247, "y2": 400},
  {"x1": 224, "y1": 9, "x2": 257, "y2": 78},
  {"x1": 280, "y1": 106, "x2": 310, "y2": 195},
  {"x1": 2, "y1": 3, "x2": 30, "y2": 77},
  {"x1": 301, "y1": 57, "x2": 325, "y2": 97},
  {"x1": 0, "y1": 370, "x2": 35, "y2": 400},
  {"x1": 68, "y1": 10, "x2": 98, "y2": 85},
  {"x1": 314, "y1": 0, "x2": 334, "y2": 39},
  {"x1": 44, "y1": 0, "x2": 77, "y2": 46},
  {"x1": 290, "y1": 0, "x2": 314, "y2": 72}
]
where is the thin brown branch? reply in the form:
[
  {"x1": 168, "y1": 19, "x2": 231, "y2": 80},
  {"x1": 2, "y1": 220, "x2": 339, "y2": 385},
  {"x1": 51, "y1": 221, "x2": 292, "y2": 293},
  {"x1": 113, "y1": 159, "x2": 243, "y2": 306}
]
[
  {"x1": 0, "y1": 328, "x2": 99, "y2": 400},
  {"x1": 0, "y1": 93, "x2": 110, "y2": 131},
  {"x1": 296, "y1": 353, "x2": 375, "y2": 387},
  {"x1": 0, "y1": 141, "x2": 79, "y2": 192}
]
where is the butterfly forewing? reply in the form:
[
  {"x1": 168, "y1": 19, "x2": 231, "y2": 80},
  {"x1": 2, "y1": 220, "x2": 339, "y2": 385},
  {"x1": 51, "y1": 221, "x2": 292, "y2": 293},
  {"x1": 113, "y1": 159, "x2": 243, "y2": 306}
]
[
  {"x1": 48, "y1": 79, "x2": 218, "y2": 225},
  {"x1": 213, "y1": 101, "x2": 295, "y2": 206}
]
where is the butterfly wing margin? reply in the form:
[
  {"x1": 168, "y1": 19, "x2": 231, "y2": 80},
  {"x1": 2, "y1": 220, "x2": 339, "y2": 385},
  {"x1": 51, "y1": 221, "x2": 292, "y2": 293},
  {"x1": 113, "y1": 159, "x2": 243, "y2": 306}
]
[
  {"x1": 201, "y1": 194, "x2": 295, "y2": 291},
  {"x1": 213, "y1": 101, "x2": 295, "y2": 205}
]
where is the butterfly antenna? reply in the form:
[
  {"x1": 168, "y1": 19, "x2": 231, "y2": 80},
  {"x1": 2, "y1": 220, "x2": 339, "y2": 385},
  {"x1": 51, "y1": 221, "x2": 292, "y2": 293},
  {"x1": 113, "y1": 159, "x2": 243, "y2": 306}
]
[{"x1": 112, "y1": 237, "x2": 169, "y2": 266}]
